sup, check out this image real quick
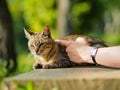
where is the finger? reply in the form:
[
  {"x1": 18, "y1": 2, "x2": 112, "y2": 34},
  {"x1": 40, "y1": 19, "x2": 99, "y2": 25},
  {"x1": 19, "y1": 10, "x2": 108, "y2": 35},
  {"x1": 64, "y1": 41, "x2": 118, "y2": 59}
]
[
  {"x1": 76, "y1": 37, "x2": 89, "y2": 45},
  {"x1": 55, "y1": 40, "x2": 71, "y2": 46}
]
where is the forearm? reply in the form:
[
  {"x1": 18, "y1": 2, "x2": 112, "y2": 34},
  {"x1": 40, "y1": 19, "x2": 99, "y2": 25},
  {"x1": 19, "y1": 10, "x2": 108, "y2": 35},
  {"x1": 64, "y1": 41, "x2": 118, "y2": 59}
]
[
  {"x1": 56, "y1": 39, "x2": 120, "y2": 68},
  {"x1": 88, "y1": 46, "x2": 120, "y2": 68}
]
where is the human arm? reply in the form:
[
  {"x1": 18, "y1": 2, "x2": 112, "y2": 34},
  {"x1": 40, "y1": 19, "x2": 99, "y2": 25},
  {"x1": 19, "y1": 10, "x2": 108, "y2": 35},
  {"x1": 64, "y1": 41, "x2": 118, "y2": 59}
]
[
  {"x1": 56, "y1": 38, "x2": 120, "y2": 68},
  {"x1": 95, "y1": 46, "x2": 120, "y2": 68}
]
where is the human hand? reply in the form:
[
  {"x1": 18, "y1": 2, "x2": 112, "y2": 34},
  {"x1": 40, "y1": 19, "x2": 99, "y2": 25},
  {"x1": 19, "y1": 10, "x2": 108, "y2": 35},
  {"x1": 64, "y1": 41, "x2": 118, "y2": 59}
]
[{"x1": 56, "y1": 37, "x2": 93, "y2": 64}]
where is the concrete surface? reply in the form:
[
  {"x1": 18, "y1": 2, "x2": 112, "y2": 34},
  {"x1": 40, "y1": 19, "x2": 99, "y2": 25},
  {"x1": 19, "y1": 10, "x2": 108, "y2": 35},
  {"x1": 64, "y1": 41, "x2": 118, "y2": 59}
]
[{"x1": 2, "y1": 66, "x2": 120, "y2": 90}]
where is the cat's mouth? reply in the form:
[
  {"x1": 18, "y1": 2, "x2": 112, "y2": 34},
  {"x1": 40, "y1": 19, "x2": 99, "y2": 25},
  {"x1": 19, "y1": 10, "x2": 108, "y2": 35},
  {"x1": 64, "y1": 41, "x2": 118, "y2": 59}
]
[
  {"x1": 31, "y1": 52, "x2": 37, "y2": 55},
  {"x1": 31, "y1": 51, "x2": 39, "y2": 55},
  {"x1": 31, "y1": 50, "x2": 44, "y2": 55}
]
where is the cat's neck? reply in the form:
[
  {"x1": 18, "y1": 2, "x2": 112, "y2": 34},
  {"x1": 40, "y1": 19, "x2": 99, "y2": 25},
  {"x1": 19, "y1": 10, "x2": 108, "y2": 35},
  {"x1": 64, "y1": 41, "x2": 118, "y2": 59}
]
[{"x1": 46, "y1": 42, "x2": 59, "y2": 61}]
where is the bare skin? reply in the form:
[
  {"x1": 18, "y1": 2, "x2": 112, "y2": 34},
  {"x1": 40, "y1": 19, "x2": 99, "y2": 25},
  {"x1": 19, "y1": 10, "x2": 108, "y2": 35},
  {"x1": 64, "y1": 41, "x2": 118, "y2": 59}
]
[{"x1": 56, "y1": 38, "x2": 120, "y2": 68}]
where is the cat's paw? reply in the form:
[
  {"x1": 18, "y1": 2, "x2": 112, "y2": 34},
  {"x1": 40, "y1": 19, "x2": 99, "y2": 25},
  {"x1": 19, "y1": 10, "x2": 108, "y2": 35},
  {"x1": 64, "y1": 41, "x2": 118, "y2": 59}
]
[
  {"x1": 33, "y1": 63, "x2": 42, "y2": 70},
  {"x1": 43, "y1": 65, "x2": 51, "y2": 69},
  {"x1": 43, "y1": 64, "x2": 56, "y2": 69}
]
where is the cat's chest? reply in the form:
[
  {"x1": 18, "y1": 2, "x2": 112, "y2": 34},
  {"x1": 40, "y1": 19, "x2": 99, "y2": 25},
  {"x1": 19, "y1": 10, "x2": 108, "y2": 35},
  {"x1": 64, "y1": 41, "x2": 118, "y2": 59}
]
[{"x1": 34, "y1": 55, "x2": 53, "y2": 65}]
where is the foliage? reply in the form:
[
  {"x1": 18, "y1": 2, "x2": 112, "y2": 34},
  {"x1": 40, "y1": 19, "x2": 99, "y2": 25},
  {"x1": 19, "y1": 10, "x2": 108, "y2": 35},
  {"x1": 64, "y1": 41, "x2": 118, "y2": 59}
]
[
  {"x1": 0, "y1": 52, "x2": 34, "y2": 89},
  {"x1": 2, "y1": 0, "x2": 119, "y2": 77},
  {"x1": 16, "y1": 53, "x2": 34, "y2": 74},
  {"x1": 7, "y1": 0, "x2": 57, "y2": 53},
  {"x1": 103, "y1": 34, "x2": 120, "y2": 46},
  {"x1": 0, "y1": 0, "x2": 120, "y2": 89},
  {"x1": 8, "y1": 0, "x2": 57, "y2": 37},
  {"x1": 7, "y1": 0, "x2": 120, "y2": 48},
  {"x1": 0, "y1": 61, "x2": 7, "y2": 80},
  {"x1": 16, "y1": 81, "x2": 33, "y2": 90},
  {"x1": 0, "y1": 53, "x2": 34, "y2": 75},
  {"x1": 71, "y1": 0, "x2": 106, "y2": 34},
  {"x1": 22, "y1": 0, "x2": 56, "y2": 31}
]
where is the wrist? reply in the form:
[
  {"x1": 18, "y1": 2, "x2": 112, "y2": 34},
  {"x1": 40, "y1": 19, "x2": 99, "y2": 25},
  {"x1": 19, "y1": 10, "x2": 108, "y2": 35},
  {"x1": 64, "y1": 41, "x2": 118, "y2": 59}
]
[
  {"x1": 90, "y1": 47, "x2": 98, "y2": 65},
  {"x1": 82, "y1": 46, "x2": 94, "y2": 64}
]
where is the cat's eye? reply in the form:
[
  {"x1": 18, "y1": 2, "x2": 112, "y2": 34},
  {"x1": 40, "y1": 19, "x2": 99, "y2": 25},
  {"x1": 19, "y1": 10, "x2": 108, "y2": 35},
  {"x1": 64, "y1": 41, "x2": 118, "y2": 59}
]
[
  {"x1": 39, "y1": 43, "x2": 45, "y2": 47},
  {"x1": 30, "y1": 44, "x2": 34, "y2": 47}
]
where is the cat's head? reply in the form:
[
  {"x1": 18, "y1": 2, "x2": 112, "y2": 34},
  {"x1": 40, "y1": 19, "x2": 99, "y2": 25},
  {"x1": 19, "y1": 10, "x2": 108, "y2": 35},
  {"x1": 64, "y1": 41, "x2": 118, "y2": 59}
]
[{"x1": 24, "y1": 25, "x2": 54, "y2": 56}]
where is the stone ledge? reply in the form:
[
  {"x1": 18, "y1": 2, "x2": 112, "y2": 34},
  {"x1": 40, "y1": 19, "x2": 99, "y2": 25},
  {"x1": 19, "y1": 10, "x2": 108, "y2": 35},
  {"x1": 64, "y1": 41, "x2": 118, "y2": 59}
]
[{"x1": 2, "y1": 66, "x2": 120, "y2": 90}]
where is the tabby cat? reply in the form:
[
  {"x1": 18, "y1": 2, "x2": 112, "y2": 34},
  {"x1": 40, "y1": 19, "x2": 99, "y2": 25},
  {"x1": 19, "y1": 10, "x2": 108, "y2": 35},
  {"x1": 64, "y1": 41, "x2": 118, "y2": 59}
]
[{"x1": 24, "y1": 25, "x2": 107, "y2": 69}]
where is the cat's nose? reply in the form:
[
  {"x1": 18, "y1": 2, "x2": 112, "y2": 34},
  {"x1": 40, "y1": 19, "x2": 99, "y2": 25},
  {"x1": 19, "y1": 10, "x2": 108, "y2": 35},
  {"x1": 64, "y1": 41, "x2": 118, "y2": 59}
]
[{"x1": 35, "y1": 48, "x2": 39, "y2": 54}]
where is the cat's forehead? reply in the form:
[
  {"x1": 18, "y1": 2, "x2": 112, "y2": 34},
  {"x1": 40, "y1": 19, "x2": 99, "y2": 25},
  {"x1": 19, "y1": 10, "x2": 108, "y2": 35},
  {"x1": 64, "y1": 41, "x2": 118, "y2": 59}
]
[
  {"x1": 34, "y1": 31, "x2": 47, "y2": 37},
  {"x1": 33, "y1": 35, "x2": 45, "y2": 41},
  {"x1": 34, "y1": 32, "x2": 42, "y2": 37},
  {"x1": 29, "y1": 38, "x2": 45, "y2": 44},
  {"x1": 29, "y1": 33, "x2": 48, "y2": 42}
]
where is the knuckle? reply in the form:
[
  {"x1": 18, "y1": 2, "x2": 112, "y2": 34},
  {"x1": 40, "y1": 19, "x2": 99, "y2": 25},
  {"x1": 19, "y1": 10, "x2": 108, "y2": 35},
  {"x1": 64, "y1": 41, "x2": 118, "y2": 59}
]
[{"x1": 66, "y1": 47, "x2": 69, "y2": 52}]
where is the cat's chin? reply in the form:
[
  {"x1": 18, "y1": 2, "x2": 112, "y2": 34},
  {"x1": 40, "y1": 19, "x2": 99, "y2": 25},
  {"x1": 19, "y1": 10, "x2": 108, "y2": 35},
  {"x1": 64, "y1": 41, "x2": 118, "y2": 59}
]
[
  {"x1": 31, "y1": 52, "x2": 37, "y2": 56},
  {"x1": 31, "y1": 52, "x2": 42, "y2": 56}
]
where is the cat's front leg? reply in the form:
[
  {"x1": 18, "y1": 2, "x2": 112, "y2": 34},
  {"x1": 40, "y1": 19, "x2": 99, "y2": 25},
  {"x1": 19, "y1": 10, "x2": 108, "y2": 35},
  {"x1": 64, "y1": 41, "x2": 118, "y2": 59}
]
[
  {"x1": 43, "y1": 59, "x2": 73, "y2": 69},
  {"x1": 43, "y1": 64, "x2": 57, "y2": 69},
  {"x1": 33, "y1": 62, "x2": 42, "y2": 70}
]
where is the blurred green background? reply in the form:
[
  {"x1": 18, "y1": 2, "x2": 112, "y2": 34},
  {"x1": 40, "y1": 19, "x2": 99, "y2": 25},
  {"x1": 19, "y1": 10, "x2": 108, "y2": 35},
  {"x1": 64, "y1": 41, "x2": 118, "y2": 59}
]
[{"x1": 0, "y1": 0, "x2": 120, "y2": 89}]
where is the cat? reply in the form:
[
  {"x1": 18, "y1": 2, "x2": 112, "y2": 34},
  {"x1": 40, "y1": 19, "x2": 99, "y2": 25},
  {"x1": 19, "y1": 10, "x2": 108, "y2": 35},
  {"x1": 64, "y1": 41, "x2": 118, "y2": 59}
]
[{"x1": 24, "y1": 25, "x2": 108, "y2": 69}]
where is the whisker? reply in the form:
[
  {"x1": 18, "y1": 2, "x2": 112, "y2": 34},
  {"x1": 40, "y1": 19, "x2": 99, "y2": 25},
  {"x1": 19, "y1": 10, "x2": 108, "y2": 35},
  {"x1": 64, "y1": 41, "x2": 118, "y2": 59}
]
[{"x1": 26, "y1": 53, "x2": 34, "y2": 59}]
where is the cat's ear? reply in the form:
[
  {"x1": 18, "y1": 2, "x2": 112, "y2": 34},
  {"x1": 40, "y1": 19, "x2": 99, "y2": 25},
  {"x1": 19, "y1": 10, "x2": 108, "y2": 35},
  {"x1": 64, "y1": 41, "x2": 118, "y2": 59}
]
[
  {"x1": 43, "y1": 25, "x2": 51, "y2": 38},
  {"x1": 24, "y1": 28, "x2": 35, "y2": 39}
]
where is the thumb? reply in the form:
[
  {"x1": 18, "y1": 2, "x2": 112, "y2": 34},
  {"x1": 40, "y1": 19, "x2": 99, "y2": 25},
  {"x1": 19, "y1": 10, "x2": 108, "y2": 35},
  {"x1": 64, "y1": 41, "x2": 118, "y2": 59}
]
[{"x1": 55, "y1": 40, "x2": 71, "y2": 46}]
